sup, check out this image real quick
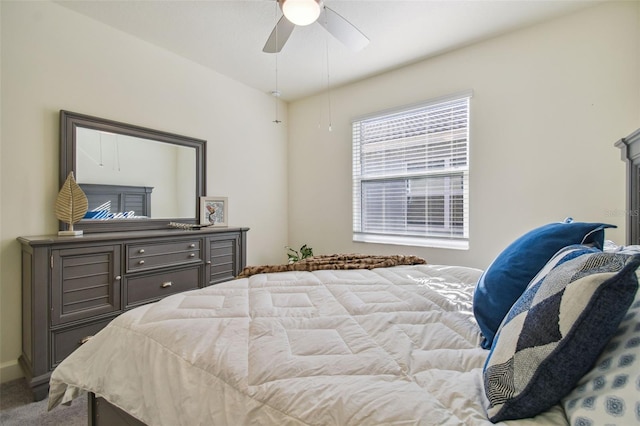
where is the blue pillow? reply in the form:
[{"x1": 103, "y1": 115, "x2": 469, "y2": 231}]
[
  {"x1": 483, "y1": 252, "x2": 640, "y2": 422},
  {"x1": 473, "y1": 219, "x2": 615, "y2": 349}
]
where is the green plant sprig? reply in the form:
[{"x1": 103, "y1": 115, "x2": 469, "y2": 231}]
[{"x1": 285, "y1": 244, "x2": 313, "y2": 263}]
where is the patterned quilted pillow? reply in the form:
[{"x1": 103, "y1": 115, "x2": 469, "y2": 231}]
[
  {"x1": 562, "y1": 284, "x2": 640, "y2": 425},
  {"x1": 528, "y1": 244, "x2": 602, "y2": 286},
  {"x1": 483, "y1": 252, "x2": 640, "y2": 422}
]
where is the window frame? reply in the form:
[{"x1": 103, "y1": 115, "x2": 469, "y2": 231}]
[{"x1": 352, "y1": 91, "x2": 472, "y2": 250}]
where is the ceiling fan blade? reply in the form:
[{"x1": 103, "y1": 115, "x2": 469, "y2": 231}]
[
  {"x1": 317, "y1": 6, "x2": 369, "y2": 52},
  {"x1": 263, "y1": 15, "x2": 296, "y2": 53}
]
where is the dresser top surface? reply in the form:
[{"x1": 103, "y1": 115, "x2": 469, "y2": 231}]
[{"x1": 18, "y1": 227, "x2": 249, "y2": 246}]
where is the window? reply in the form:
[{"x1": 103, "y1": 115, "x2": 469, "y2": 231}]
[{"x1": 352, "y1": 92, "x2": 471, "y2": 249}]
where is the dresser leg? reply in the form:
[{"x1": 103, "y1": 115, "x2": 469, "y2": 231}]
[
  {"x1": 30, "y1": 381, "x2": 49, "y2": 402},
  {"x1": 18, "y1": 356, "x2": 51, "y2": 402}
]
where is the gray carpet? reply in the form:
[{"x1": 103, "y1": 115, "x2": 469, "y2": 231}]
[{"x1": 0, "y1": 378, "x2": 86, "y2": 425}]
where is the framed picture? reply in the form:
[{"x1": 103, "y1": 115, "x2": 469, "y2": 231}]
[{"x1": 200, "y1": 196, "x2": 228, "y2": 227}]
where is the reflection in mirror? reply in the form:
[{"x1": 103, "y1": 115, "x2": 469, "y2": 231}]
[
  {"x1": 60, "y1": 110, "x2": 206, "y2": 233},
  {"x1": 76, "y1": 128, "x2": 196, "y2": 219}
]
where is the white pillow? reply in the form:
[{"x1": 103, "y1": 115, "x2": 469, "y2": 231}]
[{"x1": 603, "y1": 240, "x2": 640, "y2": 255}]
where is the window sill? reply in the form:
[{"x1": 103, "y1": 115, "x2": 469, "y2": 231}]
[{"x1": 353, "y1": 233, "x2": 469, "y2": 250}]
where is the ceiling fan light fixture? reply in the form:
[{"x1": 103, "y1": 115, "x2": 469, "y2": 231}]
[{"x1": 281, "y1": 0, "x2": 321, "y2": 26}]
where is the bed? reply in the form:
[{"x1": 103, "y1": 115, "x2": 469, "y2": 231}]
[{"x1": 47, "y1": 237, "x2": 640, "y2": 425}]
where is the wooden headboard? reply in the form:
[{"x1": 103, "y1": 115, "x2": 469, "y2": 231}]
[
  {"x1": 616, "y1": 128, "x2": 640, "y2": 245},
  {"x1": 80, "y1": 184, "x2": 153, "y2": 218}
]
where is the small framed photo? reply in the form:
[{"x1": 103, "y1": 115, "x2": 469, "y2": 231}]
[{"x1": 200, "y1": 196, "x2": 228, "y2": 227}]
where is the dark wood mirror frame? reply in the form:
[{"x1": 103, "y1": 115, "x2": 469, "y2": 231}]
[{"x1": 60, "y1": 110, "x2": 206, "y2": 233}]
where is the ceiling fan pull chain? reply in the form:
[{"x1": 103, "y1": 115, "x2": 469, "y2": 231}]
[
  {"x1": 273, "y1": 1, "x2": 282, "y2": 124},
  {"x1": 98, "y1": 132, "x2": 104, "y2": 167},
  {"x1": 272, "y1": 54, "x2": 282, "y2": 124},
  {"x1": 325, "y1": 27, "x2": 333, "y2": 132}
]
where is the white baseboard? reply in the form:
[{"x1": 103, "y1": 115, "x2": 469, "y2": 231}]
[{"x1": 0, "y1": 360, "x2": 24, "y2": 384}]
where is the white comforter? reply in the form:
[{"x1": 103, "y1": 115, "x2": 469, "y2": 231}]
[{"x1": 48, "y1": 265, "x2": 568, "y2": 425}]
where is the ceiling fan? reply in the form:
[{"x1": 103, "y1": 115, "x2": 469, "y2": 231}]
[{"x1": 263, "y1": 0, "x2": 369, "y2": 53}]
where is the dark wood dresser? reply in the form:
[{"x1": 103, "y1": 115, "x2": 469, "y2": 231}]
[
  {"x1": 18, "y1": 227, "x2": 248, "y2": 400},
  {"x1": 616, "y1": 128, "x2": 640, "y2": 245}
]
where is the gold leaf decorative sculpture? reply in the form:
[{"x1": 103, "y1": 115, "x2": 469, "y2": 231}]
[{"x1": 55, "y1": 172, "x2": 88, "y2": 236}]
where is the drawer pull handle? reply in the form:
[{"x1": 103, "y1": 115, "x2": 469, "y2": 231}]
[
  {"x1": 79, "y1": 336, "x2": 93, "y2": 345},
  {"x1": 161, "y1": 281, "x2": 173, "y2": 288},
  {"x1": 139, "y1": 249, "x2": 145, "y2": 254},
  {"x1": 115, "y1": 275, "x2": 122, "y2": 281},
  {"x1": 189, "y1": 253, "x2": 196, "y2": 258},
  {"x1": 206, "y1": 261, "x2": 212, "y2": 265},
  {"x1": 139, "y1": 260, "x2": 145, "y2": 265},
  {"x1": 189, "y1": 244, "x2": 195, "y2": 248}
]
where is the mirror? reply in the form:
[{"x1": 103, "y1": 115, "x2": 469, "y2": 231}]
[{"x1": 60, "y1": 110, "x2": 206, "y2": 233}]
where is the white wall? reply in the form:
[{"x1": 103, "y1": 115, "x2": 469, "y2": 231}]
[
  {"x1": 287, "y1": 1, "x2": 640, "y2": 270},
  {"x1": 0, "y1": 1, "x2": 288, "y2": 382}
]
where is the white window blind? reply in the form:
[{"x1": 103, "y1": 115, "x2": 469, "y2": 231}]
[{"x1": 352, "y1": 93, "x2": 470, "y2": 249}]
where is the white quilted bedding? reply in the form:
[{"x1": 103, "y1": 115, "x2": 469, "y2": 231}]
[{"x1": 48, "y1": 264, "x2": 568, "y2": 425}]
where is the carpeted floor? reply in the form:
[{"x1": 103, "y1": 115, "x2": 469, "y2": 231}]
[{"x1": 0, "y1": 378, "x2": 86, "y2": 425}]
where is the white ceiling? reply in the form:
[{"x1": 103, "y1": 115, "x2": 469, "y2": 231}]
[{"x1": 55, "y1": 0, "x2": 603, "y2": 101}]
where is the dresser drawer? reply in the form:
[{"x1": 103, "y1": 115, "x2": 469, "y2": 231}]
[
  {"x1": 127, "y1": 240, "x2": 201, "y2": 272},
  {"x1": 51, "y1": 317, "x2": 113, "y2": 368},
  {"x1": 125, "y1": 266, "x2": 200, "y2": 307}
]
